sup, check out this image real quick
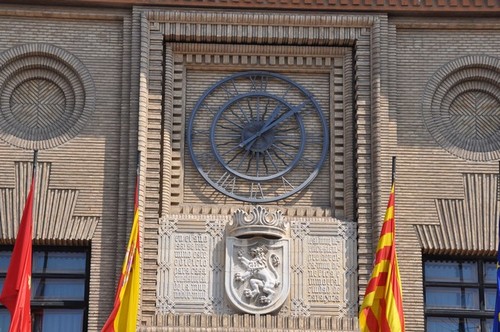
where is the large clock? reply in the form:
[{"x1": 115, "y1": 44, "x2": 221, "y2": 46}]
[{"x1": 187, "y1": 71, "x2": 329, "y2": 203}]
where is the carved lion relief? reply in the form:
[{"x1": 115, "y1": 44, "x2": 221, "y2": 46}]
[{"x1": 225, "y1": 206, "x2": 290, "y2": 314}]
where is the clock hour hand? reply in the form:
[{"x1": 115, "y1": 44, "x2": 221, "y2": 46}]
[
  {"x1": 238, "y1": 104, "x2": 284, "y2": 149},
  {"x1": 239, "y1": 101, "x2": 308, "y2": 150},
  {"x1": 239, "y1": 101, "x2": 309, "y2": 150}
]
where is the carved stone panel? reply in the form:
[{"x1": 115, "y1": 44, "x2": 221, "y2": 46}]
[
  {"x1": 226, "y1": 237, "x2": 290, "y2": 314},
  {"x1": 224, "y1": 206, "x2": 291, "y2": 314},
  {"x1": 306, "y1": 236, "x2": 342, "y2": 304},
  {"x1": 171, "y1": 233, "x2": 210, "y2": 303},
  {"x1": 156, "y1": 206, "x2": 357, "y2": 318}
]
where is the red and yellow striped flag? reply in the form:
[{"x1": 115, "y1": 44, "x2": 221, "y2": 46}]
[
  {"x1": 359, "y1": 183, "x2": 404, "y2": 332},
  {"x1": 102, "y1": 180, "x2": 140, "y2": 332}
]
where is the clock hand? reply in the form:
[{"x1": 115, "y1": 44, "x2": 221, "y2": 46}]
[
  {"x1": 239, "y1": 101, "x2": 308, "y2": 150},
  {"x1": 262, "y1": 103, "x2": 285, "y2": 131},
  {"x1": 258, "y1": 100, "x2": 308, "y2": 134},
  {"x1": 238, "y1": 104, "x2": 284, "y2": 149}
]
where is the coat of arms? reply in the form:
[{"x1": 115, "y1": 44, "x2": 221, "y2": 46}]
[{"x1": 225, "y1": 206, "x2": 290, "y2": 314}]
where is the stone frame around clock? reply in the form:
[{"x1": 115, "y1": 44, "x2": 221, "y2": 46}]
[{"x1": 135, "y1": 8, "x2": 397, "y2": 330}]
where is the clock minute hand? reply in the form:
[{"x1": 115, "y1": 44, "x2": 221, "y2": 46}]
[
  {"x1": 239, "y1": 101, "x2": 308, "y2": 150},
  {"x1": 259, "y1": 100, "x2": 308, "y2": 133},
  {"x1": 238, "y1": 104, "x2": 284, "y2": 149}
]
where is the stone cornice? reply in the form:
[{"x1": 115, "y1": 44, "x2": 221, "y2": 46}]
[{"x1": 0, "y1": 0, "x2": 498, "y2": 14}]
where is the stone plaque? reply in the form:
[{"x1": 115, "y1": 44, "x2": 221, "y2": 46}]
[
  {"x1": 157, "y1": 210, "x2": 357, "y2": 317},
  {"x1": 172, "y1": 233, "x2": 210, "y2": 302},
  {"x1": 306, "y1": 236, "x2": 342, "y2": 303}
]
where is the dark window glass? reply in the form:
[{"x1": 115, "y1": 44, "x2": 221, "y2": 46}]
[
  {"x1": 425, "y1": 287, "x2": 479, "y2": 310},
  {"x1": 484, "y1": 262, "x2": 497, "y2": 284},
  {"x1": 484, "y1": 288, "x2": 497, "y2": 311},
  {"x1": 0, "y1": 252, "x2": 9, "y2": 272},
  {"x1": 0, "y1": 247, "x2": 88, "y2": 332},
  {"x1": 424, "y1": 257, "x2": 495, "y2": 332},
  {"x1": 485, "y1": 318, "x2": 494, "y2": 331},
  {"x1": 32, "y1": 278, "x2": 86, "y2": 300},
  {"x1": 33, "y1": 309, "x2": 84, "y2": 332},
  {"x1": 0, "y1": 309, "x2": 10, "y2": 331},
  {"x1": 32, "y1": 251, "x2": 86, "y2": 274},
  {"x1": 425, "y1": 261, "x2": 477, "y2": 283},
  {"x1": 426, "y1": 317, "x2": 459, "y2": 332}
]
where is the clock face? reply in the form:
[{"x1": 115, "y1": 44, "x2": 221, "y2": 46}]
[{"x1": 187, "y1": 71, "x2": 329, "y2": 203}]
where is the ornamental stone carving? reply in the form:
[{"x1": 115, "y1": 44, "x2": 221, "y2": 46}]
[
  {"x1": 0, "y1": 43, "x2": 95, "y2": 150},
  {"x1": 225, "y1": 206, "x2": 290, "y2": 314},
  {"x1": 421, "y1": 55, "x2": 500, "y2": 161}
]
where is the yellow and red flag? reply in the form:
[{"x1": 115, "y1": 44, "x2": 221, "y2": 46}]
[
  {"x1": 0, "y1": 159, "x2": 36, "y2": 332},
  {"x1": 102, "y1": 179, "x2": 140, "y2": 332},
  {"x1": 359, "y1": 182, "x2": 405, "y2": 332}
]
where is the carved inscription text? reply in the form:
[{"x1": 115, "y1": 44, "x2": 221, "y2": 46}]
[
  {"x1": 173, "y1": 233, "x2": 209, "y2": 301},
  {"x1": 306, "y1": 236, "x2": 341, "y2": 303}
]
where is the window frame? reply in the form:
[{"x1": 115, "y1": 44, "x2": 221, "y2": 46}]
[
  {"x1": 0, "y1": 245, "x2": 90, "y2": 332},
  {"x1": 423, "y1": 255, "x2": 496, "y2": 331}
]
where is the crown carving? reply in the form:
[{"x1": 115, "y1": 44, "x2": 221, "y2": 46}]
[{"x1": 226, "y1": 205, "x2": 289, "y2": 239}]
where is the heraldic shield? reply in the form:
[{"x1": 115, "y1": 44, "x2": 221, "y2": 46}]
[{"x1": 225, "y1": 206, "x2": 290, "y2": 314}]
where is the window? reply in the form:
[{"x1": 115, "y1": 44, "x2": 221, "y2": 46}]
[
  {"x1": 424, "y1": 257, "x2": 496, "y2": 332},
  {"x1": 0, "y1": 247, "x2": 89, "y2": 332}
]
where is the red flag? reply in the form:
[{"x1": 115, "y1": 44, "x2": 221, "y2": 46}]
[{"x1": 0, "y1": 173, "x2": 35, "y2": 332}]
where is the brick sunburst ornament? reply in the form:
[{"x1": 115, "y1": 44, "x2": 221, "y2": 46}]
[
  {"x1": 421, "y1": 55, "x2": 500, "y2": 161},
  {"x1": 0, "y1": 44, "x2": 95, "y2": 150}
]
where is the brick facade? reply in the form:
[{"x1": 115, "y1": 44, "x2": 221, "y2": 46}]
[{"x1": 0, "y1": 2, "x2": 498, "y2": 331}]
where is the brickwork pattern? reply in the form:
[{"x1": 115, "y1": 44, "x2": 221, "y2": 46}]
[
  {"x1": 0, "y1": 7, "x2": 134, "y2": 331},
  {"x1": 0, "y1": 43, "x2": 95, "y2": 150},
  {"x1": 0, "y1": 3, "x2": 497, "y2": 332},
  {"x1": 421, "y1": 55, "x2": 500, "y2": 161},
  {"x1": 138, "y1": 9, "x2": 381, "y2": 331},
  {"x1": 395, "y1": 22, "x2": 500, "y2": 331},
  {"x1": 416, "y1": 173, "x2": 499, "y2": 255},
  {"x1": 0, "y1": 161, "x2": 99, "y2": 243},
  {"x1": 53, "y1": 0, "x2": 500, "y2": 13}
]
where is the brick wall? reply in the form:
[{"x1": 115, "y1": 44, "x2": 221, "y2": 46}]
[
  {"x1": 0, "y1": 6, "x2": 135, "y2": 331},
  {"x1": 394, "y1": 19, "x2": 500, "y2": 331}
]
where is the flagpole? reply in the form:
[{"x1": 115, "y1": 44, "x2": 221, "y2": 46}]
[
  {"x1": 495, "y1": 163, "x2": 500, "y2": 332},
  {"x1": 33, "y1": 150, "x2": 38, "y2": 173},
  {"x1": 359, "y1": 156, "x2": 405, "y2": 332},
  {"x1": 391, "y1": 156, "x2": 396, "y2": 185},
  {"x1": 137, "y1": 151, "x2": 140, "y2": 177}
]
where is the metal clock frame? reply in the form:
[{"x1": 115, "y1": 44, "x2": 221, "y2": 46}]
[{"x1": 187, "y1": 71, "x2": 329, "y2": 203}]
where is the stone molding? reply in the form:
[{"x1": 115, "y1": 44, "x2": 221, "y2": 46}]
[
  {"x1": 139, "y1": 313, "x2": 357, "y2": 331},
  {"x1": 17, "y1": 0, "x2": 499, "y2": 13},
  {"x1": 227, "y1": 206, "x2": 289, "y2": 238}
]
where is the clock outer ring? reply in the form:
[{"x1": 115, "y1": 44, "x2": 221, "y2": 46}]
[
  {"x1": 187, "y1": 71, "x2": 329, "y2": 203},
  {"x1": 209, "y1": 91, "x2": 307, "y2": 182}
]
